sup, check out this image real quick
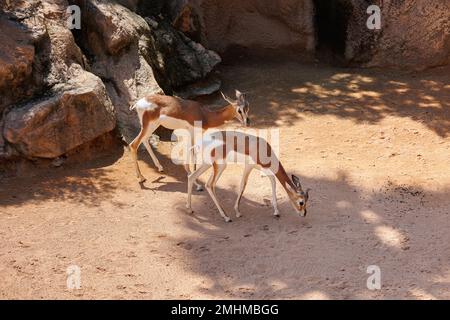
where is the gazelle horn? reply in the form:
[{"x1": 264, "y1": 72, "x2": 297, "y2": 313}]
[{"x1": 220, "y1": 91, "x2": 234, "y2": 105}]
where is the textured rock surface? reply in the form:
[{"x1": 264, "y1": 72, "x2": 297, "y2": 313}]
[
  {"x1": 366, "y1": 0, "x2": 450, "y2": 68},
  {"x1": 344, "y1": 0, "x2": 450, "y2": 69},
  {"x1": 71, "y1": 0, "x2": 164, "y2": 141},
  {"x1": 0, "y1": 0, "x2": 86, "y2": 96},
  {"x1": 0, "y1": 17, "x2": 36, "y2": 114},
  {"x1": 147, "y1": 18, "x2": 221, "y2": 91},
  {"x1": 169, "y1": 0, "x2": 316, "y2": 55},
  {"x1": 3, "y1": 70, "x2": 115, "y2": 159},
  {"x1": 0, "y1": 0, "x2": 115, "y2": 160},
  {"x1": 169, "y1": 0, "x2": 449, "y2": 68}
]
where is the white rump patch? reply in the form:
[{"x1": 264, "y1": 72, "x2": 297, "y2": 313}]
[{"x1": 136, "y1": 98, "x2": 156, "y2": 110}]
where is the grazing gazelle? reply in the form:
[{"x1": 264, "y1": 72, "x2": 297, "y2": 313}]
[
  {"x1": 186, "y1": 131, "x2": 310, "y2": 222},
  {"x1": 129, "y1": 90, "x2": 250, "y2": 185}
]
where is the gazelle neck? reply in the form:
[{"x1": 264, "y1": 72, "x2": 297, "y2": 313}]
[
  {"x1": 204, "y1": 104, "x2": 235, "y2": 128},
  {"x1": 273, "y1": 162, "x2": 297, "y2": 196}
]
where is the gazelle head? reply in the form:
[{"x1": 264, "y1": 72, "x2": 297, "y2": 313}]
[
  {"x1": 221, "y1": 90, "x2": 250, "y2": 126},
  {"x1": 285, "y1": 174, "x2": 310, "y2": 217}
]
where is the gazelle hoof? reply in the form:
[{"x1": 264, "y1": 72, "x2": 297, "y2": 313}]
[
  {"x1": 195, "y1": 185, "x2": 204, "y2": 192},
  {"x1": 224, "y1": 216, "x2": 232, "y2": 223},
  {"x1": 157, "y1": 167, "x2": 164, "y2": 173},
  {"x1": 273, "y1": 212, "x2": 280, "y2": 218},
  {"x1": 235, "y1": 211, "x2": 242, "y2": 218},
  {"x1": 186, "y1": 206, "x2": 194, "y2": 214}
]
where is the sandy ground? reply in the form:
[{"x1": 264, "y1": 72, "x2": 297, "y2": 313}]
[{"x1": 0, "y1": 61, "x2": 449, "y2": 299}]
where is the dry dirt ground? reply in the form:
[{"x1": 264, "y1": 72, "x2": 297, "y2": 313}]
[{"x1": 1, "y1": 61, "x2": 449, "y2": 299}]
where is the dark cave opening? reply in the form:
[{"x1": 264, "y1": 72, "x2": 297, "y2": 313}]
[{"x1": 313, "y1": 0, "x2": 353, "y2": 63}]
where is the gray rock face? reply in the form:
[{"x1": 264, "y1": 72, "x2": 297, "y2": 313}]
[
  {"x1": 3, "y1": 71, "x2": 115, "y2": 159},
  {"x1": 174, "y1": 76, "x2": 221, "y2": 99},
  {"x1": 73, "y1": 0, "x2": 148, "y2": 56},
  {"x1": 72, "y1": 0, "x2": 164, "y2": 141},
  {"x1": 147, "y1": 18, "x2": 221, "y2": 91}
]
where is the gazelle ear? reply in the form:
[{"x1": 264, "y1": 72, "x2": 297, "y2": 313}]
[
  {"x1": 305, "y1": 188, "x2": 311, "y2": 200},
  {"x1": 285, "y1": 182, "x2": 296, "y2": 195},
  {"x1": 291, "y1": 174, "x2": 302, "y2": 189},
  {"x1": 235, "y1": 89, "x2": 242, "y2": 98}
]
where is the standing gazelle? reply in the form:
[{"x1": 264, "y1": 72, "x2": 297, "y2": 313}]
[
  {"x1": 186, "y1": 131, "x2": 310, "y2": 222},
  {"x1": 129, "y1": 91, "x2": 250, "y2": 186}
]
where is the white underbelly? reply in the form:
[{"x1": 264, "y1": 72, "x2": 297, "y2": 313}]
[{"x1": 159, "y1": 115, "x2": 191, "y2": 130}]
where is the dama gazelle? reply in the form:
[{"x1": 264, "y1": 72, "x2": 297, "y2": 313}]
[
  {"x1": 129, "y1": 91, "x2": 250, "y2": 187},
  {"x1": 186, "y1": 131, "x2": 310, "y2": 222}
]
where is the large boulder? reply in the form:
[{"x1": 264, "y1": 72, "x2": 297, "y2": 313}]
[
  {"x1": 71, "y1": 0, "x2": 164, "y2": 141},
  {"x1": 72, "y1": 0, "x2": 148, "y2": 56},
  {"x1": 146, "y1": 17, "x2": 221, "y2": 92},
  {"x1": 1, "y1": 0, "x2": 88, "y2": 158},
  {"x1": 3, "y1": 70, "x2": 115, "y2": 159},
  {"x1": 0, "y1": 16, "x2": 38, "y2": 114},
  {"x1": 0, "y1": 0, "x2": 86, "y2": 101}
]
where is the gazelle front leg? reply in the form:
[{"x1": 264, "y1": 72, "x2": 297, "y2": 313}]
[
  {"x1": 183, "y1": 164, "x2": 203, "y2": 191},
  {"x1": 142, "y1": 121, "x2": 164, "y2": 173},
  {"x1": 205, "y1": 163, "x2": 231, "y2": 222},
  {"x1": 181, "y1": 134, "x2": 203, "y2": 191},
  {"x1": 263, "y1": 169, "x2": 280, "y2": 217},
  {"x1": 186, "y1": 163, "x2": 211, "y2": 213},
  {"x1": 183, "y1": 147, "x2": 203, "y2": 191},
  {"x1": 234, "y1": 164, "x2": 255, "y2": 218}
]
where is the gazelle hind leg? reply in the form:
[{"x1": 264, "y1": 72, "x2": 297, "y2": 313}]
[
  {"x1": 205, "y1": 163, "x2": 230, "y2": 222},
  {"x1": 186, "y1": 163, "x2": 211, "y2": 213},
  {"x1": 234, "y1": 164, "x2": 255, "y2": 218},
  {"x1": 142, "y1": 121, "x2": 164, "y2": 172},
  {"x1": 180, "y1": 134, "x2": 203, "y2": 191},
  {"x1": 129, "y1": 127, "x2": 150, "y2": 183}
]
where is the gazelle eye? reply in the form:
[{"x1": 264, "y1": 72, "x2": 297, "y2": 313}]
[{"x1": 238, "y1": 109, "x2": 242, "y2": 114}]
